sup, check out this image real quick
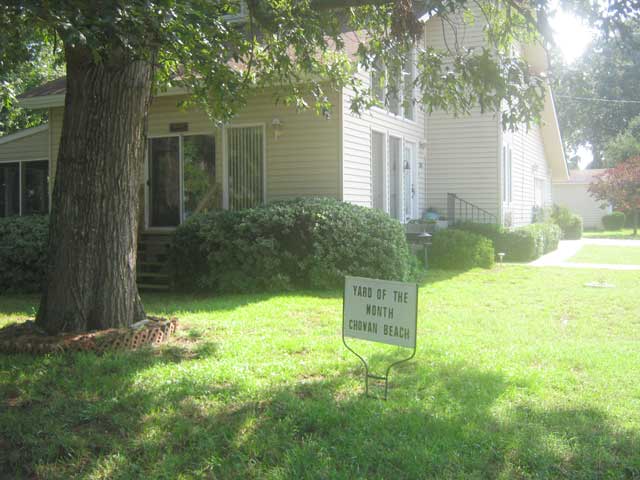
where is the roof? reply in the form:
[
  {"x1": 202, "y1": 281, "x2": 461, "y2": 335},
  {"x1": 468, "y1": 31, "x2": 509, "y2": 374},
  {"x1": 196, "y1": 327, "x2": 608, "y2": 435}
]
[
  {"x1": 555, "y1": 169, "x2": 608, "y2": 185},
  {"x1": 19, "y1": 31, "x2": 367, "y2": 110},
  {"x1": 540, "y1": 84, "x2": 569, "y2": 181},
  {"x1": 19, "y1": 78, "x2": 66, "y2": 99},
  {"x1": 0, "y1": 124, "x2": 49, "y2": 145}
]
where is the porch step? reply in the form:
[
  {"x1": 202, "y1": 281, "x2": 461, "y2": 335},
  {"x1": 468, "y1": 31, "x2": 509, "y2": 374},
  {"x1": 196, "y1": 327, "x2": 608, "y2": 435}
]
[
  {"x1": 137, "y1": 283, "x2": 170, "y2": 291},
  {"x1": 136, "y1": 233, "x2": 173, "y2": 291}
]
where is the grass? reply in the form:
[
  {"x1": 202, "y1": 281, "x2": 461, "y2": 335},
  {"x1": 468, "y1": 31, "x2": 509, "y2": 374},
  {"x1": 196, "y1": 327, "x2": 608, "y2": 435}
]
[
  {"x1": 569, "y1": 245, "x2": 640, "y2": 265},
  {"x1": 583, "y1": 228, "x2": 639, "y2": 239},
  {"x1": 1, "y1": 266, "x2": 640, "y2": 479}
]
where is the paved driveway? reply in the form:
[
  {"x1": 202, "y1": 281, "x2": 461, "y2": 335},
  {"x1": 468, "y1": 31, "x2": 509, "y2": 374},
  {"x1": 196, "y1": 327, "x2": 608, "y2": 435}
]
[{"x1": 530, "y1": 238, "x2": 640, "y2": 270}]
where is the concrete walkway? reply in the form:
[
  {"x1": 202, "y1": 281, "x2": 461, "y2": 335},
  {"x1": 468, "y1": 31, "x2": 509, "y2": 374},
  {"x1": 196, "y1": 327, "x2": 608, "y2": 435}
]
[{"x1": 529, "y1": 238, "x2": 640, "y2": 270}]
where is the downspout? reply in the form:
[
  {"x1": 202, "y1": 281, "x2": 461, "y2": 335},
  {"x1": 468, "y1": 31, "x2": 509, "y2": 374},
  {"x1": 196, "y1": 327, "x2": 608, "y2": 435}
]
[{"x1": 337, "y1": 85, "x2": 344, "y2": 201}]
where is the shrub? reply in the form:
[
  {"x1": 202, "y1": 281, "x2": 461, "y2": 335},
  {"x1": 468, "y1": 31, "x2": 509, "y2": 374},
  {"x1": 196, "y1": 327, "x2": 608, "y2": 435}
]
[
  {"x1": 455, "y1": 221, "x2": 560, "y2": 262},
  {"x1": 496, "y1": 228, "x2": 537, "y2": 262},
  {"x1": 0, "y1": 215, "x2": 48, "y2": 293},
  {"x1": 453, "y1": 222, "x2": 505, "y2": 244},
  {"x1": 169, "y1": 198, "x2": 412, "y2": 292},
  {"x1": 429, "y1": 229, "x2": 494, "y2": 270},
  {"x1": 551, "y1": 205, "x2": 583, "y2": 240},
  {"x1": 602, "y1": 211, "x2": 626, "y2": 230}
]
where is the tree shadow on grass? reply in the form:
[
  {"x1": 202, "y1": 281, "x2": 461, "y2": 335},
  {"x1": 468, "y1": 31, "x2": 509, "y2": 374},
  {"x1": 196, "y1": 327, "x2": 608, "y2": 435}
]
[{"x1": 2, "y1": 346, "x2": 638, "y2": 480}]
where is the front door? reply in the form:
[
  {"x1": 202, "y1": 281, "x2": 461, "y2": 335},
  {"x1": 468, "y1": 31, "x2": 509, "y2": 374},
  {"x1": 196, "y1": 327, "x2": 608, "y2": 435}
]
[{"x1": 149, "y1": 137, "x2": 181, "y2": 228}]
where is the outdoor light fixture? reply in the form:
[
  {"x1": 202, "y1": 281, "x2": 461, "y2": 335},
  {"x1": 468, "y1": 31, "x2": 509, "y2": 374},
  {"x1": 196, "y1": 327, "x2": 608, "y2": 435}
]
[{"x1": 272, "y1": 117, "x2": 284, "y2": 140}]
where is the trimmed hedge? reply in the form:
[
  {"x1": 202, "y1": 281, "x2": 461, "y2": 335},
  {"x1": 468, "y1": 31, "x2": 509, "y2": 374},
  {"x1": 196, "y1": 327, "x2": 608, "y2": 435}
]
[
  {"x1": 169, "y1": 198, "x2": 413, "y2": 292},
  {"x1": 602, "y1": 212, "x2": 626, "y2": 230},
  {"x1": 429, "y1": 229, "x2": 495, "y2": 270},
  {"x1": 552, "y1": 205, "x2": 583, "y2": 240},
  {"x1": 454, "y1": 221, "x2": 561, "y2": 262},
  {"x1": 0, "y1": 215, "x2": 48, "y2": 293}
]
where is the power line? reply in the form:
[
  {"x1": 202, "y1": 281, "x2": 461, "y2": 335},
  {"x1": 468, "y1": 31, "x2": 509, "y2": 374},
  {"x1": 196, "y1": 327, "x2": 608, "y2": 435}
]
[{"x1": 555, "y1": 94, "x2": 640, "y2": 105}]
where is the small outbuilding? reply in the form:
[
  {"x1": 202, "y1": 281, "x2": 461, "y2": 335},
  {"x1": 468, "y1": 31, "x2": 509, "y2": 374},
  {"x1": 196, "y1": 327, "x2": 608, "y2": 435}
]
[{"x1": 552, "y1": 169, "x2": 612, "y2": 230}]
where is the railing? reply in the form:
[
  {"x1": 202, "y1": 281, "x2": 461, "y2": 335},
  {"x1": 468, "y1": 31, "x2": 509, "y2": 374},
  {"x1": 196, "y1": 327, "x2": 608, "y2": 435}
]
[{"x1": 447, "y1": 193, "x2": 497, "y2": 225}]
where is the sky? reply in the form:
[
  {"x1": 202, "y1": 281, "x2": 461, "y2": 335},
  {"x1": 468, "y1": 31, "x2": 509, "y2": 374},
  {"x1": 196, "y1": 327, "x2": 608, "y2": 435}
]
[{"x1": 548, "y1": 7, "x2": 597, "y2": 168}]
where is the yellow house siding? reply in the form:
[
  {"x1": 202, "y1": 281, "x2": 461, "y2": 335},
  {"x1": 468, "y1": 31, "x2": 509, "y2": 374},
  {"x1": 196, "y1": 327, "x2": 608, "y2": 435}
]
[
  {"x1": 553, "y1": 183, "x2": 610, "y2": 229},
  {"x1": 0, "y1": 129, "x2": 49, "y2": 162},
  {"x1": 506, "y1": 124, "x2": 553, "y2": 226},
  {"x1": 49, "y1": 108, "x2": 64, "y2": 182},
  {"x1": 425, "y1": 108, "x2": 500, "y2": 219},
  {"x1": 48, "y1": 88, "x2": 341, "y2": 204},
  {"x1": 230, "y1": 88, "x2": 340, "y2": 200},
  {"x1": 424, "y1": 9, "x2": 503, "y2": 221}
]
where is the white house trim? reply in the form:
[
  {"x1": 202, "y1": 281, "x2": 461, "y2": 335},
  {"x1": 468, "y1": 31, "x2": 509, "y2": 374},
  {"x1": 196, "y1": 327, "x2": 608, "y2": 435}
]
[{"x1": 0, "y1": 124, "x2": 49, "y2": 145}]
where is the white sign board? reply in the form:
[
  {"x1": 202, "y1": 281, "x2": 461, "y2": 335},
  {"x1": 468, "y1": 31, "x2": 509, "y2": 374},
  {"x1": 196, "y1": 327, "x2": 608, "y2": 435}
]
[{"x1": 343, "y1": 276, "x2": 418, "y2": 349}]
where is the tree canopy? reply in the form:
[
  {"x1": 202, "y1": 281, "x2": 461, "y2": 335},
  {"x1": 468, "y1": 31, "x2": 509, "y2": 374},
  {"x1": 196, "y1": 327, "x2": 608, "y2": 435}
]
[
  {"x1": 1, "y1": 0, "x2": 555, "y2": 129},
  {"x1": 589, "y1": 157, "x2": 640, "y2": 234},
  {"x1": 553, "y1": 21, "x2": 640, "y2": 168}
]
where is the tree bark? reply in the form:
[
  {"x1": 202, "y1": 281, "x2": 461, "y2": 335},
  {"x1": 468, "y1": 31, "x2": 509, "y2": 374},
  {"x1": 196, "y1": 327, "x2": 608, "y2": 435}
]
[{"x1": 36, "y1": 46, "x2": 154, "y2": 334}]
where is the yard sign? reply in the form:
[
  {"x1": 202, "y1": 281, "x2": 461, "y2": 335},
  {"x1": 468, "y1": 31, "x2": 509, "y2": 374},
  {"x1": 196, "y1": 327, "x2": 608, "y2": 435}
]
[{"x1": 342, "y1": 276, "x2": 418, "y2": 399}]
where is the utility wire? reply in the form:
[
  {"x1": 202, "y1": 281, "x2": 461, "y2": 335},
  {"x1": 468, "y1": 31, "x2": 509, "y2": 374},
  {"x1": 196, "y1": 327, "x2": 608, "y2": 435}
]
[{"x1": 555, "y1": 94, "x2": 640, "y2": 105}]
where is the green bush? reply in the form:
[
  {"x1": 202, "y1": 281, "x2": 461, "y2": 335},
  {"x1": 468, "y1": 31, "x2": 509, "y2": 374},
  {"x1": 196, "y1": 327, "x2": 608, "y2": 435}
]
[
  {"x1": 496, "y1": 228, "x2": 537, "y2": 262},
  {"x1": 0, "y1": 215, "x2": 48, "y2": 293},
  {"x1": 169, "y1": 198, "x2": 412, "y2": 292},
  {"x1": 602, "y1": 212, "x2": 626, "y2": 230},
  {"x1": 429, "y1": 229, "x2": 495, "y2": 270},
  {"x1": 454, "y1": 221, "x2": 560, "y2": 262},
  {"x1": 453, "y1": 222, "x2": 504, "y2": 243},
  {"x1": 551, "y1": 205, "x2": 583, "y2": 240}
]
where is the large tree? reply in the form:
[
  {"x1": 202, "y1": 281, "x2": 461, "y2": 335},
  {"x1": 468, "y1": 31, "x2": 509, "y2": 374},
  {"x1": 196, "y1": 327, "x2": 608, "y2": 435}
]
[
  {"x1": 2, "y1": 0, "x2": 553, "y2": 334},
  {"x1": 553, "y1": 22, "x2": 640, "y2": 168},
  {"x1": 589, "y1": 157, "x2": 640, "y2": 235}
]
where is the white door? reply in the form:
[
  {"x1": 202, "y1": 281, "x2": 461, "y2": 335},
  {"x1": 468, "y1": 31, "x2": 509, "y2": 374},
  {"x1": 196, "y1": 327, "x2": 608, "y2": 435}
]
[
  {"x1": 371, "y1": 131, "x2": 386, "y2": 210},
  {"x1": 388, "y1": 136, "x2": 402, "y2": 221},
  {"x1": 403, "y1": 141, "x2": 417, "y2": 222}
]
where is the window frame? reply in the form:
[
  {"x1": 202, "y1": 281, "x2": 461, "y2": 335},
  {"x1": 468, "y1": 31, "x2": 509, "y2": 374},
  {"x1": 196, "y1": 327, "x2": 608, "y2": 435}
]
[
  {"x1": 0, "y1": 158, "x2": 49, "y2": 218},
  {"x1": 369, "y1": 47, "x2": 417, "y2": 122},
  {"x1": 145, "y1": 131, "x2": 217, "y2": 231},
  {"x1": 222, "y1": 123, "x2": 267, "y2": 210}
]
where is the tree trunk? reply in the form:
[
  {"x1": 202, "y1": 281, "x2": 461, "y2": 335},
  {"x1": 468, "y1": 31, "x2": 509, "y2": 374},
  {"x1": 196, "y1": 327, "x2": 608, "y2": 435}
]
[
  {"x1": 36, "y1": 46, "x2": 154, "y2": 334},
  {"x1": 634, "y1": 209, "x2": 639, "y2": 236}
]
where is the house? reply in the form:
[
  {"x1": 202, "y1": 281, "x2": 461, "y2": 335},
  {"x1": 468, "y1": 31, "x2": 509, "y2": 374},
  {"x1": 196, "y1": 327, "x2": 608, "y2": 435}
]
[
  {"x1": 553, "y1": 169, "x2": 612, "y2": 229},
  {"x1": 9, "y1": 31, "x2": 426, "y2": 232},
  {"x1": 423, "y1": 11, "x2": 569, "y2": 227},
  {"x1": 2, "y1": 15, "x2": 568, "y2": 232},
  {"x1": 0, "y1": 125, "x2": 50, "y2": 217}
]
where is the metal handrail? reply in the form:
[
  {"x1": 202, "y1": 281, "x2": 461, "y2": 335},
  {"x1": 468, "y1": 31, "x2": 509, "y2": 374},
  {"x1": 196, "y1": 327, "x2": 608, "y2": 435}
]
[{"x1": 447, "y1": 193, "x2": 497, "y2": 225}]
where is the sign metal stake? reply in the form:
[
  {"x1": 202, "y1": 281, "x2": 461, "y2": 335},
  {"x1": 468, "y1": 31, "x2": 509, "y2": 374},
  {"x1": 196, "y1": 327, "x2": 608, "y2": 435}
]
[{"x1": 342, "y1": 276, "x2": 418, "y2": 401}]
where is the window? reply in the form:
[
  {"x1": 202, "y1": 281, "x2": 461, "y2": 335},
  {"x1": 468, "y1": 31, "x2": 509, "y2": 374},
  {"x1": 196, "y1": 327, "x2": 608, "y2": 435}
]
[
  {"x1": 0, "y1": 160, "x2": 48, "y2": 218},
  {"x1": 502, "y1": 145, "x2": 512, "y2": 204},
  {"x1": 227, "y1": 125, "x2": 265, "y2": 210},
  {"x1": 21, "y1": 160, "x2": 49, "y2": 215},
  {"x1": 534, "y1": 178, "x2": 544, "y2": 207},
  {"x1": 224, "y1": 1, "x2": 248, "y2": 22},
  {"x1": 370, "y1": 48, "x2": 416, "y2": 120},
  {"x1": 183, "y1": 135, "x2": 216, "y2": 219},
  {"x1": 0, "y1": 163, "x2": 20, "y2": 217},
  {"x1": 371, "y1": 62, "x2": 385, "y2": 104},
  {"x1": 402, "y1": 51, "x2": 416, "y2": 121},
  {"x1": 388, "y1": 66, "x2": 402, "y2": 116},
  {"x1": 371, "y1": 131, "x2": 386, "y2": 210},
  {"x1": 148, "y1": 134, "x2": 216, "y2": 228}
]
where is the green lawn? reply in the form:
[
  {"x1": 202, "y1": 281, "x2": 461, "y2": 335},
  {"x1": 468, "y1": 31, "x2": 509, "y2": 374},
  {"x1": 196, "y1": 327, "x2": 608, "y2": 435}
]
[
  {"x1": 583, "y1": 228, "x2": 639, "y2": 239},
  {"x1": 569, "y1": 245, "x2": 640, "y2": 265},
  {"x1": 2, "y1": 266, "x2": 640, "y2": 479}
]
